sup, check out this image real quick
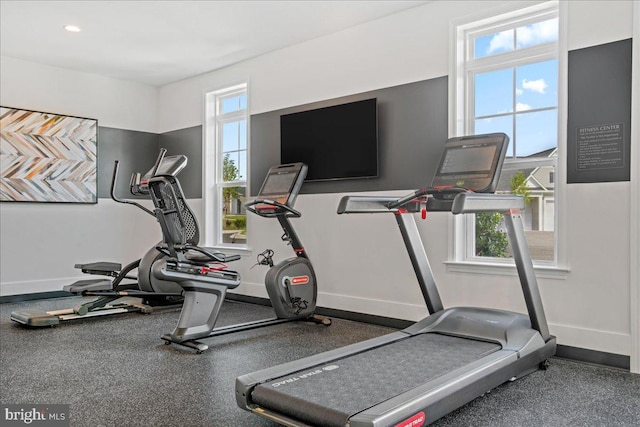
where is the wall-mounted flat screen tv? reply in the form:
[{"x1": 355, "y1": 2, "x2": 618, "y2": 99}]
[{"x1": 280, "y1": 98, "x2": 378, "y2": 182}]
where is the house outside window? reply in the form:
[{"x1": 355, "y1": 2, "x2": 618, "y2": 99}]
[
  {"x1": 452, "y1": 1, "x2": 560, "y2": 265},
  {"x1": 204, "y1": 84, "x2": 248, "y2": 248}
]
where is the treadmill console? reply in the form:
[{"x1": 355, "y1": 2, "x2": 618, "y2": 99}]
[
  {"x1": 431, "y1": 133, "x2": 509, "y2": 197},
  {"x1": 254, "y1": 163, "x2": 308, "y2": 214}
]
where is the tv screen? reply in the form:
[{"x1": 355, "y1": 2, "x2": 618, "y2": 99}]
[{"x1": 280, "y1": 98, "x2": 378, "y2": 181}]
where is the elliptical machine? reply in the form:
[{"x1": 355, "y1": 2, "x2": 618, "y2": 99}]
[
  {"x1": 158, "y1": 163, "x2": 330, "y2": 353},
  {"x1": 11, "y1": 150, "x2": 197, "y2": 327}
]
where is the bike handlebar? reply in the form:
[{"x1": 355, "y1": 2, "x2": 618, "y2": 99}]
[{"x1": 245, "y1": 199, "x2": 301, "y2": 218}]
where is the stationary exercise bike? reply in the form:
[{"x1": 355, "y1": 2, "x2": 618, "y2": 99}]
[
  {"x1": 10, "y1": 150, "x2": 228, "y2": 327},
  {"x1": 157, "y1": 163, "x2": 330, "y2": 353}
]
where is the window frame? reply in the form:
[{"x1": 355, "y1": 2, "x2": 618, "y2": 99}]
[
  {"x1": 448, "y1": 0, "x2": 569, "y2": 277},
  {"x1": 203, "y1": 83, "x2": 249, "y2": 251}
]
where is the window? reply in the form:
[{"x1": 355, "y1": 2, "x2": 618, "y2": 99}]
[
  {"x1": 204, "y1": 84, "x2": 248, "y2": 248},
  {"x1": 452, "y1": 1, "x2": 560, "y2": 266}
]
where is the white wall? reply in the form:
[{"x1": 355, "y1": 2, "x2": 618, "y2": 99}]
[
  {"x1": 1, "y1": 56, "x2": 159, "y2": 133},
  {"x1": 159, "y1": 0, "x2": 637, "y2": 358},
  {"x1": 0, "y1": 57, "x2": 162, "y2": 295}
]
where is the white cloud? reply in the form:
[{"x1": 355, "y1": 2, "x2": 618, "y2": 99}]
[
  {"x1": 488, "y1": 30, "x2": 513, "y2": 53},
  {"x1": 516, "y1": 88, "x2": 524, "y2": 96},
  {"x1": 517, "y1": 19, "x2": 558, "y2": 48},
  {"x1": 522, "y1": 78, "x2": 548, "y2": 94},
  {"x1": 516, "y1": 103, "x2": 532, "y2": 111}
]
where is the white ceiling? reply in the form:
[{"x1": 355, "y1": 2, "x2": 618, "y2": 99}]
[{"x1": 0, "y1": 1, "x2": 428, "y2": 86}]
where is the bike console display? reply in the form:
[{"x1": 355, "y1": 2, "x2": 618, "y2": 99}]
[
  {"x1": 431, "y1": 133, "x2": 509, "y2": 194},
  {"x1": 250, "y1": 163, "x2": 308, "y2": 215}
]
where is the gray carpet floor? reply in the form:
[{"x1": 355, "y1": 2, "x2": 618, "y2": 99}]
[{"x1": 1, "y1": 296, "x2": 639, "y2": 427}]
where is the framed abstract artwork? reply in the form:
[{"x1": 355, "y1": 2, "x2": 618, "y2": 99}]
[{"x1": 0, "y1": 107, "x2": 98, "y2": 203}]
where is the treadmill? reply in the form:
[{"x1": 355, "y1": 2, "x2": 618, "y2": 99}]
[{"x1": 236, "y1": 133, "x2": 556, "y2": 427}]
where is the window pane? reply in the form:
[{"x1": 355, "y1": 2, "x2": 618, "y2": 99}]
[
  {"x1": 476, "y1": 164, "x2": 555, "y2": 261},
  {"x1": 474, "y1": 29, "x2": 514, "y2": 58},
  {"x1": 239, "y1": 119, "x2": 247, "y2": 150},
  {"x1": 219, "y1": 94, "x2": 246, "y2": 114},
  {"x1": 221, "y1": 186, "x2": 246, "y2": 245},
  {"x1": 475, "y1": 68, "x2": 514, "y2": 117},
  {"x1": 238, "y1": 150, "x2": 247, "y2": 181},
  {"x1": 515, "y1": 109, "x2": 558, "y2": 157},
  {"x1": 475, "y1": 115, "x2": 514, "y2": 157},
  {"x1": 222, "y1": 152, "x2": 241, "y2": 182},
  {"x1": 516, "y1": 59, "x2": 558, "y2": 111},
  {"x1": 222, "y1": 121, "x2": 240, "y2": 152},
  {"x1": 516, "y1": 17, "x2": 558, "y2": 49}
]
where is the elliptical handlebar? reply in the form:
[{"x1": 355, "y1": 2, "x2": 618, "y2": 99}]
[
  {"x1": 110, "y1": 148, "x2": 188, "y2": 217},
  {"x1": 149, "y1": 148, "x2": 168, "y2": 179},
  {"x1": 245, "y1": 199, "x2": 301, "y2": 218},
  {"x1": 110, "y1": 160, "x2": 155, "y2": 216}
]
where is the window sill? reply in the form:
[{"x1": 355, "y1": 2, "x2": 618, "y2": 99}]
[{"x1": 444, "y1": 260, "x2": 570, "y2": 280}]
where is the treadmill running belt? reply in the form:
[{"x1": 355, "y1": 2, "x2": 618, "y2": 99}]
[{"x1": 251, "y1": 333, "x2": 500, "y2": 427}]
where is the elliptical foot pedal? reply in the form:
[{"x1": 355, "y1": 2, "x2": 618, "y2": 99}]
[
  {"x1": 309, "y1": 314, "x2": 332, "y2": 326},
  {"x1": 74, "y1": 261, "x2": 121, "y2": 273},
  {"x1": 63, "y1": 279, "x2": 113, "y2": 294},
  {"x1": 10, "y1": 309, "x2": 60, "y2": 327}
]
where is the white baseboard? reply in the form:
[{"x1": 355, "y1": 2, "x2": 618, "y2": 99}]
[
  {"x1": 4, "y1": 278, "x2": 631, "y2": 357},
  {"x1": 0, "y1": 277, "x2": 83, "y2": 297},
  {"x1": 549, "y1": 323, "x2": 631, "y2": 356}
]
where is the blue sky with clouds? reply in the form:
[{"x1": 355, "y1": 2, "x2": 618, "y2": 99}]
[{"x1": 473, "y1": 18, "x2": 558, "y2": 157}]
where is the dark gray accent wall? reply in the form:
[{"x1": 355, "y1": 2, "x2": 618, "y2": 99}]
[
  {"x1": 97, "y1": 127, "x2": 159, "y2": 199},
  {"x1": 159, "y1": 126, "x2": 203, "y2": 199},
  {"x1": 250, "y1": 77, "x2": 448, "y2": 196},
  {"x1": 97, "y1": 126, "x2": 204, "y2": 200},
  {"x1": 98, "y1": 77, "x2": 448, "y2": 200}
]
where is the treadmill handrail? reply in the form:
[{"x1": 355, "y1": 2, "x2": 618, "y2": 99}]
[
  {"x1": 337, "y1": 196, "x2": 400, "y2": 214},
  {"x1": 451, "y1": 193, "x2": 525, "y2": 214},
  {"x1": 338, "y1": 193, "x2": 525, "y2": 215}
]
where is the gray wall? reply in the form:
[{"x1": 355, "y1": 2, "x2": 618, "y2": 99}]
[
  {"x1": 250, "y1": 77, "x2": 448, "y2": 196},
  {"x1": 97, "y1": 127, "x2": 159, "y2": 199},
  {"x1": 97, "y1": 126, "x2": 204, "y2": 200},
  {"x1": 159, "y1": 125, "x2": 203, "y2": 199}
]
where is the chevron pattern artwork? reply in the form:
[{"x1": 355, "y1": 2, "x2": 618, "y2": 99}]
[{"x1": 0, "y1": 107, "x2": 98, "y2": 203}]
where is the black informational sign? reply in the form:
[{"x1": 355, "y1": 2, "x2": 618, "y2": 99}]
[{"x1": 567, "y1": 39, "x2": 632, "y2": 183}]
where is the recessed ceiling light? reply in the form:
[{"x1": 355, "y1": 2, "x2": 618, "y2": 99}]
[{"x1": 64, "y1": 25, "x2": 81, "y2": 32}]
